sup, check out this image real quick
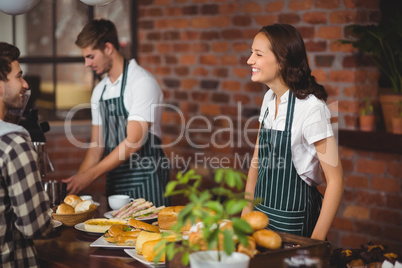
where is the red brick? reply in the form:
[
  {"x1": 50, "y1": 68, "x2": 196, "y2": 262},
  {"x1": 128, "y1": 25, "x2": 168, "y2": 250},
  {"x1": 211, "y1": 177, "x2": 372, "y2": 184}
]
[
  {"x1": 222, "y1": 29, "x2": 243, "y2": 40},
  {"x1": 180, "y1": 79, "x2": 197, "y2": 90},
  {"x1": 220, "y1": 3, "x2": 239, "y2": 14},
  {"x1": 303, "y1": 12, "x2": 327, "y2": 24},
  {"x1": 232, "y1": 42, "x2": 249, "y2": 52},
  {"x1": 200, "y1": 104, "x2": 220, "y2": 116},
  {"x1": 330, "y1": 41, "x2": 355, "y2": 52},
  {"x1": 220, "y1": 55, "x2": 238, "y2": 65},
  {"x1": 278, "y1": 13, "x2": 301, "y2": 24},
  {"x1": 386, "y1": 195, "x2": 402, "y2": 210},
  {"x1": 222, "y1": 81, "x2": 241, "y2": 92},
  {"x1": 154, "y1": 0, "x2": 170, "y2": 5},
  {"x1": 356, "y1": 191, "x2": 385, "y2": 206},
  {"x1": 233, "y1": 15, "x2": 252, "y2": 26},
  {"x1": 191, "y1": 43, "x2": 209, "y2": 53},
  {"x1": 212, "y1": 68, "x2": 228, "y2": 78},
  {"x1": 255, "y1": 15, "x2": 277, "y2": 26},
  {"x1": 340, "y1": 147, "x2": 355, "y2": 157},
  {"x1": 371, "y1": 177, "x2": 400, "y2": 193},
  {"x1": 191, "y1": 92, "x2": 209, "y2": 102},
  {"x1": 265, "y1": 1, "x2": 284, "y2": 12},
  {"x1": 338, "y1": 100, "x2": 359, "y2": 113},
  {"x1": 180, "y1": 54, "x2": 197, "y2": 65},
  {"x1": 316, "y1": 0, "x2": 341, "y2": 9},
  {"x1": 157, "y1": 43, "x2": 171, "y2": 53},
  {"x1": 344, "y1": 0, "x2": 380, "y2": 9},
  {"x1": 343, "y1": 205, "x2": 369, "y2": 220},
  {"x1": 329, "y1": 10, "x2": 366, "y2": 24},
  {"x1": 233, "y1": 68, "x2": 250, "y2": 79},
  {"x1": 354, "y1": 221, "x2": 383, "y2": 237},
  {"x1": 370, "y1": 208, "x2": 401, "y2": 225},
  {"x1": 341, "y1": 159, "x2": 355, "y2": 173},
  {"x1": 193, "y1": 67, "x2": 209, "y2": 76},
  {"x1": 387, "y1": 162, "x2": 402, "y2": 178},
  {"x1": 356, "y1": 159, "x2": 386, "y2": 175},
  {"x1": 170, "y1": 18, "x2": 190, "y2": 29},
  {"x1": 316, "y1": 26, "x2": 342, "y2": 39},
  {"x1": 344, "y1": 175, "x2": 368, "y2": 188},
  {"x1": 200, "y1": 55, "x2": 218, "y2": 65},
  {"x1": 384, "y1": 226, "x2": 402, "y2": 242},
  {"x1": 311, "y1": 69, "x2": 327, "y2": 82},
  {"x1": 244, "y1": 82, "x2": 265, "y2": 93},
  {"x1": 343, "y1": 189, "x2": 355, "y2": 202},
  {"x1": 332, "y1": 217, "x2": 354, "y2": 231},
  {"x1": 233, "y1": 94, "x2": 251, "y2": 105},
  {"x1": 289, "y1": 0, "x2": 313, "y2": 10},
  {"x1": 305, "y1": 40, "x2": 327, "y2": 52},
  {"x1": 210, "y1": 17, "x2": 231, "y2": 28},
  {"x1": 341, "y1": 234, "x2": 368, "y2": 248},
  {"x1": 254, "y1": 95, "x2": 263, "y2": 106},
  {"x1": 191, "y1": 17, "x2": 210, "y2": 28},
  {"x1": 329, "y1": 70, "x2": 358, "y2": 83},
  {"x1": 211, "y1": 42, "x2": 229, "y2": 53},
  {"x1": 241, "y1": 2, "x2": 262, "y2": 13},
  {"x1": 165, "y1": 7, "x2": 181, "y2": 16}
]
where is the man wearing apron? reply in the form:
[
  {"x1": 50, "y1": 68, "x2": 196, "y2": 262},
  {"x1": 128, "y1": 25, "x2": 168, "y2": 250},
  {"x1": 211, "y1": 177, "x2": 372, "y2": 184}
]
[
  {"x1": 63, "y1": 19, "x2": 170, "y2": 207},
  {"x1": 243, "y1": 24, "x2": 343, "y2": 240}
]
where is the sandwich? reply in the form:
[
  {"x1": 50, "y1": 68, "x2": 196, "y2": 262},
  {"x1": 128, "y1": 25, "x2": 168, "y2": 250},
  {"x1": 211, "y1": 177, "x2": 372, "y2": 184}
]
[{"x1": 111, "y1": 198, "x2": 165, "y2": 220}]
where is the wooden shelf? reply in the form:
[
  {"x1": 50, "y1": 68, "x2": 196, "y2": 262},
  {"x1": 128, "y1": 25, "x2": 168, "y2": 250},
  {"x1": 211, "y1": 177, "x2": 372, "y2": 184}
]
[{"x1": 339, "y1": 129, "x2": 402, "y2": 154}]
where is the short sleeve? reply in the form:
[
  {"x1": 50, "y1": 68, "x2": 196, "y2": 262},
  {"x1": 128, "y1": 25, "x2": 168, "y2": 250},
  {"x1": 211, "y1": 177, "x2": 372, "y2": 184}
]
[{"x1": 302, "y1": 100, "x2": 333, "y2": 145}]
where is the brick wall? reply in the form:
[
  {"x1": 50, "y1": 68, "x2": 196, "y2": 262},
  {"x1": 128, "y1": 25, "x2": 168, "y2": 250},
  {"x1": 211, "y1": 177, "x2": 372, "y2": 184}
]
[{"x1": 45, "y1": 0, "x2": 401, "y2": 256}]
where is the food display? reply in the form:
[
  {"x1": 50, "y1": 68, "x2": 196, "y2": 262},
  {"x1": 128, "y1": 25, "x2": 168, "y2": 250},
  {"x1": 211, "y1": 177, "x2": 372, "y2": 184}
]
[
  {"x1": 83, "y1": 218, "x2": 127, "y2": 233},
  {"x1": 332, "y1": 242, "x2": 401, "y2": 268},
  {"x1": 55, "y1": 195, "x2": 97, "y2": 215},
  {"x1": 111, "y1": 198, "x2": 165, "y2": 220}
]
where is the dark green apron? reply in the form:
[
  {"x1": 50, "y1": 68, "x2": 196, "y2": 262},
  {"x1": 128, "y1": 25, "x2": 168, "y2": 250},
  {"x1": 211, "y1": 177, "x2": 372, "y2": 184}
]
[
  {"x1": 98, "y1": 59, "x2": 170, "y2": 207},
  {"x1": 254, "y1": 90, "x2": 322, "y2": 237}
]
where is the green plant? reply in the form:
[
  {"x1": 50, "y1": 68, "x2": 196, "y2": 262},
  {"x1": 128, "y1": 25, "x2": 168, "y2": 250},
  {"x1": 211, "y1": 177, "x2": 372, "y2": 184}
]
[
  {"x1": 361, "y1": 97, "x2": 374, "y2": 116},
  {"x1": 339, "y1": 16, "x2": 402, "y2": 93},
  {"x1": 158, "y1": 168, "x2": 260, "y2": 265}
]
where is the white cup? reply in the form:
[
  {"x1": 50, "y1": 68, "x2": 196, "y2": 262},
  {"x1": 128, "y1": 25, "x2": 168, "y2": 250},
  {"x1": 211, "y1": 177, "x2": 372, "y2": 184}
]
[
  {"x1": 108, "y1": 194, "x2": 133, "y2": 210},
  {"x1": 79, "y1": 195, "x2": 93, "y2": 202}
]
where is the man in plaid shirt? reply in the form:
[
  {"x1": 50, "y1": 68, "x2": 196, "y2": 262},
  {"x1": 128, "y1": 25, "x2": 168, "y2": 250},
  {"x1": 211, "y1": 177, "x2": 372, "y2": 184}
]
[{"x1": 0, "y1": 42, "x2": 53, "y2": 267}]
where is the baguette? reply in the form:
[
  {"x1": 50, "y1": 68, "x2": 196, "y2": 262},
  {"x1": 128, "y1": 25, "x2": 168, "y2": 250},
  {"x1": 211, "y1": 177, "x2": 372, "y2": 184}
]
[{"x1": 84, "y1": 218, "x2": 127, "y2": 233}]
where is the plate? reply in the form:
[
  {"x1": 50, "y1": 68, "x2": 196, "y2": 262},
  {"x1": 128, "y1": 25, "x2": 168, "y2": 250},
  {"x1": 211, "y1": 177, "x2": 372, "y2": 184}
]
[
  {"x1": 93, "y1": 201, "x2": 100, "y2": 207},
  {"x1": 53, "y1": 220, "x2": 62, "y2": 228},
  {"x1": 74, "y1": 222, "x2": 105, "y2": 235},
  {"x1": 104, "y1": 210, "x2": 158, "y2": 222},
  {"x1": 90, "y1": 236, "x2": 135, "y2": 249},
  {"x1": 124, "y1": 249, "x2": 165, "y2": 267}
]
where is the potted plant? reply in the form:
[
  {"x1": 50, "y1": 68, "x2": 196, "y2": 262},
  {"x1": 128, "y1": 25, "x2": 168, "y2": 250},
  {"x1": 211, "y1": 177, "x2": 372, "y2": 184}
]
[
  {"x1": 339, "y1": 13, "x2": 402, "y2": 132},
  {"x1": 392, "y1": 100, "x2": 402, "y2": 134},
  {"x1": 158, "y1": 168, "x2": 259, "y2": 267},
  {"x1": 359, "y1": 97, "x2": 375, "y2": 132}
]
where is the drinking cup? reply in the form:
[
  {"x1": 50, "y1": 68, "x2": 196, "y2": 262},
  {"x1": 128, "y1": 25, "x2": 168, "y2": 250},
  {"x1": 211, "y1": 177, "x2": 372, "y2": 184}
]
[
  {"x1": 108, "y1": 194, "x2": 134, "y2": 210},
  {"x1": 43, "y1": 180, "x2": 60, "y2": 207}
]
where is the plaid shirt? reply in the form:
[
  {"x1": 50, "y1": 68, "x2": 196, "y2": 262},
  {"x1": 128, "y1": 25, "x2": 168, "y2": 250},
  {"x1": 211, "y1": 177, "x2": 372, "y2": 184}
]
[{"x1": 0, "y1": 129, "x2": 53, "y2": 268}]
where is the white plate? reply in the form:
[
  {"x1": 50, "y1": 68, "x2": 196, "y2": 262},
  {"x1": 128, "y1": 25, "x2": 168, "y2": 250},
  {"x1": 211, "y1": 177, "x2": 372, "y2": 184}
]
[
  {"x1": 104, "y1": 210, "x2": 158, "y2": 222},
  {"x1": 93, "y1": 201, "x2": 100, "y2": 207},
  {"x1": 74, "y1": 222, "x2": 105, "y2": 235},
  {"x1": 52, "y1": 220, "x2": 62, "y2": 228},
  {"x1": 124, "y1": 249, "x2": 165, "y2": 267},
  {"x1": 90, "y1": 236, "x2": 135, "y2": 249}
]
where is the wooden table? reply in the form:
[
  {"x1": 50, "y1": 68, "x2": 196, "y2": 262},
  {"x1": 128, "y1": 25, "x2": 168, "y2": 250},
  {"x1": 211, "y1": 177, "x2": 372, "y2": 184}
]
[{"x1": 34, "y1": 195, "x2": 150, "y2": 268}]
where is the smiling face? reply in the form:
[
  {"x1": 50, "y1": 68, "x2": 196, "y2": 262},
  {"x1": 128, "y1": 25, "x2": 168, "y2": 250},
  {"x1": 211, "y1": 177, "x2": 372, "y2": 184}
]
[
  {"x1": 0, "y1": 61, "x2": 29, "y2": 114},
  {"x1": 81, "y1": 46, "x2": 112, "y2": 76},
  {"x1": 247, "y1": 32, "x2": 283, "y2": 89}
]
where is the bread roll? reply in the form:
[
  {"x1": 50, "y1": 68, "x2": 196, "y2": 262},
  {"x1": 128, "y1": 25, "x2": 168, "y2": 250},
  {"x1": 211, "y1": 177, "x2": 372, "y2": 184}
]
[
  {"x1": 136, "y1": 231, "x2": 162, "y2": 255},
  {"x1": 56, "y1": 203, "x2": 75, "y2": 214},
  {"x1": 142, "y1": 239, "x2": 165, "y2": 262},
  {"x1": 157, "y1": 206, "x2": 185, "y2": 230},
  {"x1": 74, "y1": 200, "x2": 97, "y2": 213},
  {"x1": 242, "y1": 211, "x2": 269, "y2": 231},
  {"x1": 237, "y1": 236, "x2": 258, "y2": 258},
  {"x1": 252, "y1": 229, "x2": 282, "y2": 250},
  {"x1": 128, "y1": 218, "x2": 160, "y2": 233},
  {"x1": 64, "y1": 195, "x2": 82, "y2": 208},
  {"x1": 84, "y1": 218, "x2": 127, "y2": 233}
]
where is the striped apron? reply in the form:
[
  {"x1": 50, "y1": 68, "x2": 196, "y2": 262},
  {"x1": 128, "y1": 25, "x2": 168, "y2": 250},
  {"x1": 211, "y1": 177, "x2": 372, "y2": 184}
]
[
  {"x1": 99, "y1": 59, "x2": 170, "y2": 207},
  {"x1": 254, "y1": 91, "x2": 322, "y2": 237}
]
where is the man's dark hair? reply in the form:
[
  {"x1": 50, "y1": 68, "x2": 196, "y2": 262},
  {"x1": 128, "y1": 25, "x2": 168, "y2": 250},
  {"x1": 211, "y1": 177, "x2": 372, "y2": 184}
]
[{"x1": 0, "y1": 42, "x2": 20, "y2": 81}]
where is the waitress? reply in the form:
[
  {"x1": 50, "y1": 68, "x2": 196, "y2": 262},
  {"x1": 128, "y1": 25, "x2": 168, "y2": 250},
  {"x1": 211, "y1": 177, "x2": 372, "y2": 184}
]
[
  {"x1": 242, "y1": 24, "x2": 343, "y2": 240},
  {"x1": 63, "y1": 19, "x2": 170, "y2": 207}
]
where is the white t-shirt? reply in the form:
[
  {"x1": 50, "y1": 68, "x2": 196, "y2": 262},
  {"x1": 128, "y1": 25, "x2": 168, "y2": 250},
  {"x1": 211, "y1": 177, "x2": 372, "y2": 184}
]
[
  {"x1": 258, "y1": 90, "x2": 334, "y2": 186},
  {"x1": 91, "y1": 59, "x2": 163, "y2": 139}
]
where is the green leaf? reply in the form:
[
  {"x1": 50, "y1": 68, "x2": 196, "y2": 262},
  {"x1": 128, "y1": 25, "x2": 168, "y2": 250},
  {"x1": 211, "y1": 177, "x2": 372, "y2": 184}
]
[
  {"x1": 232, "y1": 218, "x2": 253, "y2": 234},
  {"x1": 205, "y1": 200, "x2": 224, "y2": 214},
  {"x1": 215, "y1": 169, "x2": 224, "y2": 183},
  {"x1": 223, "y1": 230, "x2": 235, "y2": 255},
  {"x1": 165, "y1": 181, "x2": 178, "y2": 195},
  {"x1": 226, "y1": 199, "x2": 247, "y2": 215}
]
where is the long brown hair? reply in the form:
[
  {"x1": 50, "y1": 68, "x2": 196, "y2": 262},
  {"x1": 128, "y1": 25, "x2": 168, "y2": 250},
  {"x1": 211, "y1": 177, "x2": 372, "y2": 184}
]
[{"x1": 259, "y1": 24, "x2": 327, "y2": 102}]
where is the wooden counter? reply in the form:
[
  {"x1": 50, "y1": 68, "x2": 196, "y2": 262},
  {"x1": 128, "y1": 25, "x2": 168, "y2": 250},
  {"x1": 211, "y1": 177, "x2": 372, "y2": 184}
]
[{"x1": 34, "y1": 195, "x2": 149, "y2": 268}]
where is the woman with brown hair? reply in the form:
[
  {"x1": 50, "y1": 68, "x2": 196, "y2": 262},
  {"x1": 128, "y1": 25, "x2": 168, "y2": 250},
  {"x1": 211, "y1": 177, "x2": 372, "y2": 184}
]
[{"x1": 242, "y1": 24, "x2": 343, "y2": 240}]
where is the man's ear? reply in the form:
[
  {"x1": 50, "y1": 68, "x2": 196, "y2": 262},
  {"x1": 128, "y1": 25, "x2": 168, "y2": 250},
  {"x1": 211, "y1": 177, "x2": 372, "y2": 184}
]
[{"x1": 104, "y1": 42, "x2": 115, "y2": 56}]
